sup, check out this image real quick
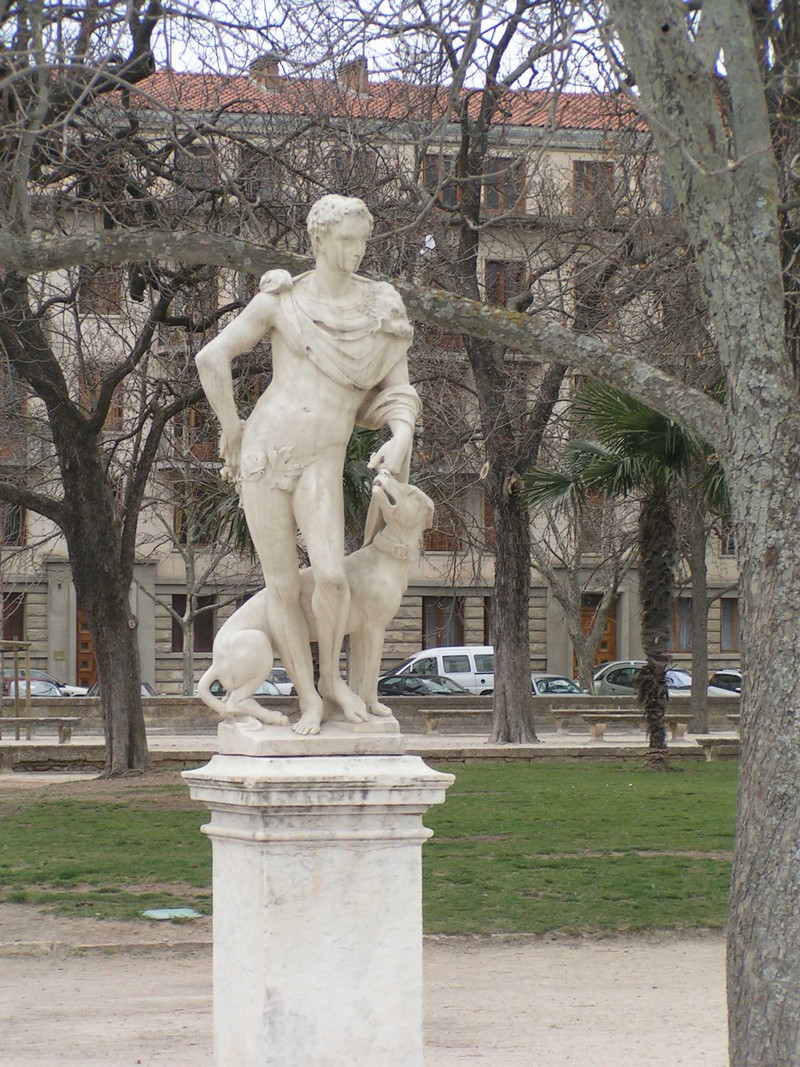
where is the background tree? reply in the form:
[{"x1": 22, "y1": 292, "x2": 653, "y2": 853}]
[{"x1": 524, "y1": 382, "x2": 720, "y2": 766}]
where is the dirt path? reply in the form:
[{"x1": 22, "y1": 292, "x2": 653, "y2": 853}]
[{"x1": 0, "y1": 904, "x2": 727, "y2": 1066}]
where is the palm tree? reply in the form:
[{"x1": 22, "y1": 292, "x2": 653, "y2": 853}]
[{"x1": 523, "y1": 382, "x2": 724, "y2": 768}]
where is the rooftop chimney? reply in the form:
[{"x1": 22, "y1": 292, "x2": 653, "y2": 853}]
[
  {"x1": 338, "y1": 57, "x2": 369, "y2": 95},
  {"x1": 248, "y1": 54, "x2": 282, "y2": 90}
]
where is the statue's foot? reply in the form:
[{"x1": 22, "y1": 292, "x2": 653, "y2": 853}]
[
  {"x1": 293, "y1": 694, "x2": 324, "y2": 736},
  {"x1": 323, "y1": 680, "x2": 369, "y2": 724},
  {"x1": 293, "y1": 712, "x2": 322, "y2": 735},
  {"x1": 368, "y1": 701, "x2": 394, "y2": 718}
]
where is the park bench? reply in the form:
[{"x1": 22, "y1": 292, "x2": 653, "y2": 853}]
[
  {"x1": 581, "y1": 711, "x2": 691, "y2": 742},
  {"x1": 551, "y1": 708, "x2": 591, "y2": 735},
  {"x1": 0, "y1": 716, "x2": 80, "y2": 743},
  {"x1": 694, "y1": 735, "x2": 741, "y2": 761}
]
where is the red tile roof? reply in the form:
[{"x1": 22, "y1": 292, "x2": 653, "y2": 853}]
[{"x1": 125, "y1": 70, "x2": 643, "y2": 134}]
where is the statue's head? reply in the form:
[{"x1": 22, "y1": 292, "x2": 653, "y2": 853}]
[{"x1": 307, "y1": 195, "x2": 374, "y2": 248}]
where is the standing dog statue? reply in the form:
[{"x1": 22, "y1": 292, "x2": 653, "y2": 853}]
[{"x1": 197, "y1": 471, "x2": 434, "y2": 730}]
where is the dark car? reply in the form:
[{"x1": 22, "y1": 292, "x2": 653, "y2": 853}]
[
  {"x1": 531, "y1": 672, "x2": 586, "y2": 696},
  {"x1": 376, "y1": 674, "x2": 471, "y2": 697}
]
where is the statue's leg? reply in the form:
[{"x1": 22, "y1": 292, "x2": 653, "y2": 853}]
[
  {"x1": 295, "y1": 465, "x2": 368, "y2": 724},
  {"x1": 350, "y1": 629, "x2": 393, "y2": 717},
  {"x1": 240, "y1": 481, "x2": 324, "y2": 734}
]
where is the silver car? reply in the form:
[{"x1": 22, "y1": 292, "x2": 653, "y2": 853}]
[{"x1": 593, "y1": 660, "x2": 732, "y2": 697}]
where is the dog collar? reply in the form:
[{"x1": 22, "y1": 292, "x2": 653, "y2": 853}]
[{"x1": 373, "y1": 530, "x2": 409, "y2": 561}]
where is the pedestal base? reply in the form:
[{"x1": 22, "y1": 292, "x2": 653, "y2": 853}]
[{"x1": 184, "y1": 753, "x2": 453, "y2": 1067}]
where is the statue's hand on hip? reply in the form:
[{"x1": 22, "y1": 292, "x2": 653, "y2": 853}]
[{"x1": 219, "y1": 420, "x2": 244, "y2": 485}]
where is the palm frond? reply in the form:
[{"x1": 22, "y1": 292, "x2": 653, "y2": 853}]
[{"x1": 520, "y1": 466, "x2": 586, "y2": 511}]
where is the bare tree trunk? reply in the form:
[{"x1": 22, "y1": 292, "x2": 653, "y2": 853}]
[
  {"x1": 487, "y1": 479, "x2": 539, "y2": 744},
  {"x1": 635, "y1": 484, "x2": 675, "y2": 769},
  {"x1": 688, "y1": 482, "x2": 709, "y2": 733}
]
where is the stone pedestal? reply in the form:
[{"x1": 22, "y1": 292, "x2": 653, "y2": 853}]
[{"x1": 183, "y1": 727, "x2": 453, "y2": 1067}]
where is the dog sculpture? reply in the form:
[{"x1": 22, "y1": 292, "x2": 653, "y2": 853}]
[{"x1": 197, "y1": 471, "x2": 435, "y2": 729}]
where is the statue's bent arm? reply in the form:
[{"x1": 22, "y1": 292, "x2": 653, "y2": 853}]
[{"x1": 195, "y1": 293, "x2": 277, "y2": 482}]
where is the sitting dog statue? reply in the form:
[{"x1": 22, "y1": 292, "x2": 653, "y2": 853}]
[{"x1": 197, "y1": 471, "x2": 435, "y2": 730}]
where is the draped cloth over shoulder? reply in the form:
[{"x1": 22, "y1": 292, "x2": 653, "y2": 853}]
[{"x1": 274, "y1": 272, "x2": 414, "y2": 391}]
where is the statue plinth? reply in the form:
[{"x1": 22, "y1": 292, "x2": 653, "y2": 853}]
[
  {"x1": 217, "y1": 717, "x2": 404, "y2": 757},
  {"x1": 184, "y1": 752, "x2": 454, "y2": 1067}
]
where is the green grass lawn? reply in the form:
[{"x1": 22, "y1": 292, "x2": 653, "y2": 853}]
[{"x1": 0, "y1": 761, "x2": 737, "y2": 933}]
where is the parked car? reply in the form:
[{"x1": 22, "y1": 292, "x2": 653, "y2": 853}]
[
  {"x1": 268, "y1": 668, "x2": 294, "y2": 696},
  {"x1": 205, "y1": 678, "x2": 281, "y2": 699},
  {"x1": 85, "y1": 681, "x2": 159, "y2": 697},
  {"x1": 592, "y1": 660, "x2": 731, "y2": 697},
  {"x1": 6, "y1": 678, "x2": 70, "y2": 698},
  {"x1": 708, "y1": 669, "x2": 742, "y2": 694},
  {"x1": 531, "y1": 672, "x2": 586, "y2": 696},
  {"x1": 390, "y1": 645, "x2": 495, "y2": 694},
  {"x1": 2, "y1": 667, "x2": 87, "y2": 697},
  {"x1": 376, "y1": 674, "x2": 471, "y2": 697}
]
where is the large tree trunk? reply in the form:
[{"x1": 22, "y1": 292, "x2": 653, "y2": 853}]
[
  {"x1": 64, "y1": 465, "x2": 151, "y2": 776},
  {"x1": 487, "y1": 478, "x2": 539, "y2": 744},
  {"x1": 727, "y1": 429, "x2": 800, "y2": 1063},
  {"x1": 606, "y1": 0, "x2": 800, "y2": 1057},
  {"x1": 634, "y1": 484, "x2": 675, "y2": 769}
]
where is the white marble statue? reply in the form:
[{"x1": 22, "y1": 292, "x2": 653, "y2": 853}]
[{"x1": 195, "y1": 195, "x2": 420, "y2": 735}]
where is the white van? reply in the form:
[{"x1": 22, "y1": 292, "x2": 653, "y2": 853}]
[{"x1": 391, "y1": 645, "x2": 495, "y2": 695}]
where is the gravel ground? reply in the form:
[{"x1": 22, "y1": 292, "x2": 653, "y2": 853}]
[{"x1": 0, "y1": 903, "x2": 727, "y2": 1067}]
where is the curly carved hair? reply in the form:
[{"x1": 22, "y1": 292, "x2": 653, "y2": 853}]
[{"x1": 306, "y1": 194, "x2": 373, "y2": 242}]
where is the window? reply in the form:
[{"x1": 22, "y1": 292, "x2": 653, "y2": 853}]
[
  {"x1": 2, "y1": 592, "x2": 24, "y2": 642},
  {"x1": 409, "y1": 656, "x2": 437, "y2": 675},
  {"x1": 721, "y1": 599, "x2": 740, "y2": 652},
  {"x1": 485, "y1": 260, "x2": 527, "y2": 307},
  {"x1": 673, "y1": 598, "x2": 692, "y2": 651},
  {"x1": 573, "y1": 160, "x2": 614, "y2": 221},
  {"x1": 423, "y1": 153, "x2": 459, "y2": 208},
  {"x1": 483, "y1": 157, "x2": 525, "y2": 214},
  {"x1": 422, "y1": 596, "x2": 465, "y2": 647},
  {"x1": 719, "y1": 517, "x2": 736, "y2": 556},
  {"x1": 78, "y1": 365, "x2": 124, "y2": 430},
  {"x1": 171, "y1": 593, "x2": 216, "y2": 653},
  {"x1": 483, "y1": 496, "x2": 496, "y2": 551},
  {"x1": 1, "y1": 502, "x2": 25, "y2": 545},
  {"x1": 474, "y1": 653, "x2": 494, "y2": 672},
  {"x1": 176, "y1": 144, "x2": 217, "y2": 193},
  {"x1": 239, "y1": 146, "x2": 278, "y2": 203},
  {"x1": 78, "y1": 265, "x2": 122, "y2": 315},
  {"x1": 423, "y1": 501, "x2": 461, "y2": 552},
  {"x1": 483, "y1": 597, "x2": 492, "y2": 644},
  {"x1": 173, "y1": 271, "x2": 219, "y2": 330},
  {"x1": 441, "y1": 654, "x2": 470, "y2": 673},
  {"x1": 173, "y1": 403, "x2": 217, "y2": 461}
]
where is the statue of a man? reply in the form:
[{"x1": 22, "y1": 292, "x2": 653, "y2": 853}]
[{"x1": 195, "y1": 195, "x2": 419, "y2": 735}]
